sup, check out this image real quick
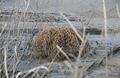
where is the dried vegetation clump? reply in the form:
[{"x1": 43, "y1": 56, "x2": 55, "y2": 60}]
[{"x1": 31, "y1": 27, "x2": 90, "y2": 61}]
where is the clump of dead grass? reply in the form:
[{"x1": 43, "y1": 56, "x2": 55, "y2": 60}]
[{"x1": 31, "y1": 27, "x2": 90, "y2": 61}]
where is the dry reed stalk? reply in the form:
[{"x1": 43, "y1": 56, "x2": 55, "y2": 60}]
[
  {"x1": 4, "y1": 47, "x2": 9, "y2": 78},
  {"x1": 116, "y1": 4, "x2": 120, "y2": 18},
  {"x1": 16, "y1": 65, "x2": 48, "y2": 78},
  {"x1": 0, "y1": 23, "x2": 7, "y2": 37},
  {"x1": 102, "y1": 0, "x2": 108, "y2": 78}
]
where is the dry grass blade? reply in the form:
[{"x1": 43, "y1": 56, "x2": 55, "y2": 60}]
[
  {"x1": 78, "y1": 35, "x2": 88, "y2": 59},
  {"x1": 24, "y1": 0, "x2": 31, "y2": 17},
  {"x1": 0, "y1": 23, "x2": 7, "y2": 37},
  {"x1": 83, "y1": 26, "x2": 86, "y2": 39},
  {"x1": 80, "y1": 61, "x2": 96, "y2": 77},
  {"x1": 14, "y1": 45, "x2": 18, "y2": 59},
  {"x1": 4, "y1": 47, "x2": 9, "y2": 78},
  {"x1": 56, "y1": 45, "x2": 72, "y2": 63},
  {"x1": 102, "y1": 0, "x2": 108, "y2": 38},
  {"x1": 12, "y1": 44, "x2": 22, "y2": 78},
  {"x1": 40, "y1": 51, "x2": 61, "y2": 78},
  {"x1": 74, "y1": 37, "x2": 88, "y2": 78},
  {"x1": 102, "y1": 0, "x2": 108, "y2": 78},
  {"x1": 16, "y1": 72, "x2": 22, "y2": 78},
  {"x1": 23, "y1": 65, "x2": 49, "y2": 78},
  {"x1": 59, "y1": 12, "x2": 84, "y2": 42},
  {"x1": 116, "y1": 4, "x2": 120, "y2": 18}
]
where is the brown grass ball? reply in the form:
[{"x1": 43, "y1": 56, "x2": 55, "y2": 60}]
[{"x1": 31, "y1": 27, "x2": 90, "y2": 61}]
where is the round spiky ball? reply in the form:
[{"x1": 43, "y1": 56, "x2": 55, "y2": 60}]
[{"x1": 31, "y1": 27, "x2": 90, "y2": 61}]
